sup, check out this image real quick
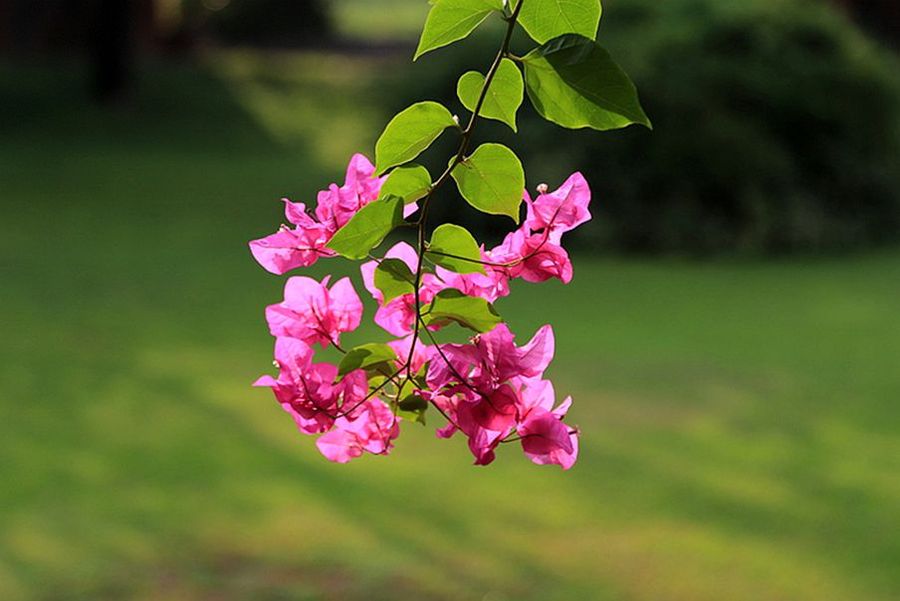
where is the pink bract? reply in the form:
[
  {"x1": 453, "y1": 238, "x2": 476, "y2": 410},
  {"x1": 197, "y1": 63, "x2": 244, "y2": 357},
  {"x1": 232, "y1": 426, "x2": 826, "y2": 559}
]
[
  {"x1": 361, "y1": 242, "x2": 444, "y2": 336},
  {"x1": 253, "y1": 337, "x2": 369, "y2": 435},
  {"x1": 525, "y1": 172, "x2": 592, "y2": 243},
  {"x1": 266, "y1": 275, "x2": 363, "y2": 348},
  {"x1": 249, "y1": 154, "x2": 385, "y2": 274},
  {"x1": 315, "y1": 398, "x2": 400, "y2": 463}
]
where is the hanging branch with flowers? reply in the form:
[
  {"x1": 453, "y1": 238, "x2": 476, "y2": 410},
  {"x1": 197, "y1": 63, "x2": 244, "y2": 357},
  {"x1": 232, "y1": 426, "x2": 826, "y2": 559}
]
[{"x1": 249, "y1": 0, "x2": 650, "y2": 468}]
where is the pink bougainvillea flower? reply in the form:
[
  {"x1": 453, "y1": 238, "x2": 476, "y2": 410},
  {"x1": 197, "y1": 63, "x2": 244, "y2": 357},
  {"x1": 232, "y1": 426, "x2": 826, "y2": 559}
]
[
  {"x1": 491, "y1": 227, "x2": 574, "y2": 284},
  {"x1": 361, "y1": 242, "x2": 443, "y2": 336},
  {"x1": 266, "y1": 275, "x2": 363, "y2": 348},
  {"x1": 249, "y1": 200, "x2": 337, "y2": 275},
  {"x1": 427, "y1": 323, "x2": 554, "y2": 397},
  {"x1": 315, "y1": 398, "x2": 400, "y2": 463},
  {"x1": 253, "y1": 337, "x2": 368, "y2": 435},
  {"x1": 435, "y1": 254, "x2": 511, "y2": 303},
  {"x1": 249, "y1": 154, "x2": 388, "y2": 274},
  {"x1": 424, "y1": 325, "x2": 561, "y2": 465},
  {"x1": 315, "y1": 154, "x2": 387, "y2": 231},
  {"x1": 516, "y1": 380, "x2": 578, "y2": 469},
  {"x1": 387, "y1": 334, "x2": 432, "y2": 375},
  {"x1": 518, "y1": 408, "x2": 578, "y2": 469},
  {"x1": 525, "y1": 172, "x2": 592, "y2": 243},
  {"x1": 249, "y1": 225, "x2": 335, "y2": 276}
]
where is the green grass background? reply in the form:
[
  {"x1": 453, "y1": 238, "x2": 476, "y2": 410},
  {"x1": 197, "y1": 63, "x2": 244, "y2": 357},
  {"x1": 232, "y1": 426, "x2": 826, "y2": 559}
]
[{"x1": 1, "y1": 8, "x2": 899, "y2": 599}]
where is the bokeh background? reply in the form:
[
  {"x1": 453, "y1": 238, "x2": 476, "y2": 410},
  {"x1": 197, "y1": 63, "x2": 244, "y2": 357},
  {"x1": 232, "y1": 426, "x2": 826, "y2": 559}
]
[{"x1": 2, "y1": 1, "x2": 899, "y2": 599}]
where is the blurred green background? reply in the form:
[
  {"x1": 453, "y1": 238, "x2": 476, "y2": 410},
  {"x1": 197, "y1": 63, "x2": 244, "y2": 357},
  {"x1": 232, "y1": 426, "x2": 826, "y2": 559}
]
[{"x1": 1, "y1": 1, "x2": 899, "y2": 600}]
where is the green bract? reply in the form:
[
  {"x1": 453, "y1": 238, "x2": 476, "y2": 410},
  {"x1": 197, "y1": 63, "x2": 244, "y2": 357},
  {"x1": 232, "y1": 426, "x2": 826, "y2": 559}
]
[
  {"x1": 374, "y1": 258, "x2": 416, "y2": 303},
  {"x1": 517, "y1": 0, "x2": 602, "y2": 44},
  {"x1": 380, "y1": 164, "x2": 433, "y2": 204},
  {"x1": 415, "y1": 0, "x2": 504, "y2": 60},
  {"x1": 338, "y1": 343, "x2": 398, "y2": 376},
  {"x1": 426, "y1": 223, "x2": 485, "y2": 274},
  {"x1": 451, "y1": 143, "x2": 525, "y2": 222},
  {"x1": 523, "y1": 34, "x2": 651, "y2": 131},
  {"x1": 457, "y1": 58, "x2": 523, "y2": 132},
  {"x1": 424, "y1": 289, "x2": 502, "y2": 333},
  {"x1": 327, "y1": 196, "x2": 405, "y2": 259},
  {"x1": 375, "y1": 102, "x2": 456, "y2": 174}
]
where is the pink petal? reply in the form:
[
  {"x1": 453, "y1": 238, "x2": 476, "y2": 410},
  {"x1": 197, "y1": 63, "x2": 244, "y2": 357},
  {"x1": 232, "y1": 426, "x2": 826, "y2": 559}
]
[
  {"x1": 316, "y1": 428, "x2": 364, "y2": 463},
  {"x1": 249, "y1": 229, "x2": 318, "y2": 275},
  {"x1": 327, "y1": 277, "x2": 364, "y2": 333},
  {"x1": 517, "y1": 325, "x2": 555, "y2": 378}
]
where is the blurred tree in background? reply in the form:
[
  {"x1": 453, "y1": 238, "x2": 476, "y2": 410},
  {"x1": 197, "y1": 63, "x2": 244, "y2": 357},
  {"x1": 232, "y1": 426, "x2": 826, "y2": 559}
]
[
  {"x1": 199, "y1": 0, "x2": 330, "y2": 47},
  {"x1": 0, "y1": 0, "x2": 331, "y2": 99},
  {"x1": 836, "y1": 0, "x2": 900, "y2": 47},
  {"x1": 2, "y1": 0, "x2": 897, "y2": 254},
  {"x1": 387, "y1": 0, "x2": 900, "y2": 254}
]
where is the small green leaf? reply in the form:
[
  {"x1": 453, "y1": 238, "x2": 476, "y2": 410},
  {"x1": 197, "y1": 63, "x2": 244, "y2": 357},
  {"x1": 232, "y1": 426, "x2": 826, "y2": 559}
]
[
  {"x1": 381, "y1": 164, "x2": 432, "y2": 204},
  {"x1": 415, "y1": 0, "x2": 504, "y2": 60},
  {"x1": 424, "y1": 289, "x2": 502, "y2": 333},
  {"x1": 426, "y1": 224, "x2": 485, "y2": 274},
  {"x1": 398, "y1": 394, "x2": 428, "y2": 412},
  {"x1": 338, "y1": 343, "x2": 398, "y2": 376},
  {"x1": 398, "y1": 394, "x2": 428, "y2": 425},
  {"x1": 523, "y1": 34, "x2": 651, "y2": 131},
  {"x1": 367, "y1": 374, "x2": 389, "y2": 389},
  {"x1": 457, "y1": 58, "x2": 523, "y2": 131},
  {"x1": 327, "y1": 196, "x2": 404, "y2": 259},
  {"x1": 517, "y1": 0, "x2": 602, "y2": 44},
  {"x1": 375, "y1": 102, "x2": 456, "y2": 175},
  {"x1": 374, "y1": 258, "x2": 416, "y2": 303},
  {"x1": 451, "y1": 143, "x2": 524, "y2": 222}
]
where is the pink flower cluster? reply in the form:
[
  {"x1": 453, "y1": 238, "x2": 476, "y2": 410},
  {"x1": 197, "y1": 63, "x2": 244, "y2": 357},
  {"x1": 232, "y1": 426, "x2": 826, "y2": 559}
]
[
  {"x1": 250, "y1": 154, "x2": 591, "y2": 469},
  {"x1": 253, "y1": 277, "x2": 399, "y2": 463},
  {"x1": 249, "y1": 154, "x2": 391, "y2": 275},
  {"x1": 424, "y1": 324, "x2": 578, "y2": 468}
]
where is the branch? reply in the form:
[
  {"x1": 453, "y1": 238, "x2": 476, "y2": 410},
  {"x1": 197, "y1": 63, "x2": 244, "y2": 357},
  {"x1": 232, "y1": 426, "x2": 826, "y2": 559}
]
[{"x1": 402, "y1": 0, "x2": 526, "y2": 385}]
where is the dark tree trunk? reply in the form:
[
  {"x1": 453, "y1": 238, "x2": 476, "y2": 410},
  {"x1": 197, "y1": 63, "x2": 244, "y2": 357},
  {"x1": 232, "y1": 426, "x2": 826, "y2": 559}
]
[
  {"x1": 90, "y1": 0, "x2": 135, "y2": 103},
  {"x1": 835, "y1": 0, "x2": 900, "y2": 47}
]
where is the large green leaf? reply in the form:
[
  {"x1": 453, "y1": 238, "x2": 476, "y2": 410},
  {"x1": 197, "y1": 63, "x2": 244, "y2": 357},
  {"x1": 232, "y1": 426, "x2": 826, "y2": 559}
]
[
  {"x1": 426, "y1": 224, "x2": 485, "y2": 274},
  {"x1": 516, "y1": 0, "x2": 602, "y2": 44},
  {"x1": 380, "y1": 164, "x2": 432, "y2": 204},
  {"x1": 374, "y1": 258, "x2": 416, "y2": 303},
  {"x1": 451, "y1": 143, "x2": 524, "y2": 222},
  {"x1": 523, "y1": 34, "x2": 651, "y2": 131},
  {"x1": 327, "y1": 196, "x2": 405, "y2": 259},
  {"x1": 415, "y1": 0, "x2": 504, "y2": 60},
  {"x1": 338, "y1": 343, "x2": 398, "y2": 376},
  {"x1": 424, "y1": 289, "x2": 501, "y2": 333},
  {"x1": 375, "y1": 102, "x2": 456, "y2": 174},
  {"x1": 456, "y1": 58, "x2": 523, "y2": 132}
]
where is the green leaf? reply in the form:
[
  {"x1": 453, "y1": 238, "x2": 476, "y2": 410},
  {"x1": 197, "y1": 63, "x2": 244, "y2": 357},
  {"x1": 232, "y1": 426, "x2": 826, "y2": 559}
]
[
  {"x1": 374, "y1": 258, "x2": 416, "y2": 303},
  {"x1": 424, "y1": 289, "x2": 502, "y2": 333},
  {"x1": 375, "y1": 102, "x2": 456, "y2": 175},
  {"x1": 516, "y1": 0, "x2": 602, "y2": 44},
  {"x1": 415, "y1": 0, "x2": 504, "y2": 60},
  {"x1": 451, "y1": 143, "x2": 524, "y2": 222},
  {"x1": 523, "y1": 34, "x2": 651, "y2": 131},
  {"x1": 426, "y1": 224, "x2": 485, "y2": 274},
  {"x1": 381, "y1": 164, "x2": 432, "y2": 204},
  {"x1": 327, "y1": 196, "x2": 404, "y2": 259},
  {"x1": 456, "y1": 58, "x2": 523, "y2": 132},
  {"x1": 398, "y1": 394, "x2": 428, "y2": 425},
  {"x1": 338, "y1": 343, "x2": 398, "y2": 377}
]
